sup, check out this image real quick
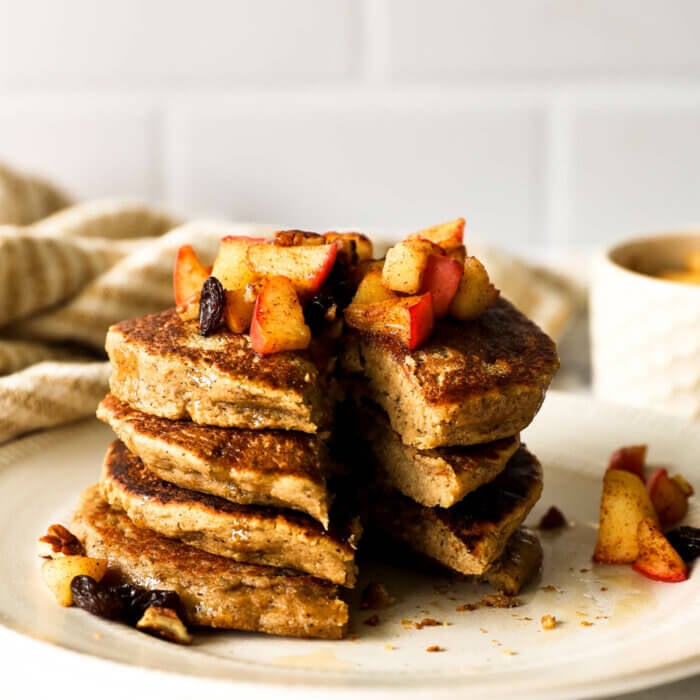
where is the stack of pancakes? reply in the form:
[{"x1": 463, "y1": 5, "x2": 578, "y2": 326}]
[
  {"x1": 72, "y1": 309, "x2": 358, "y2": 640},
  {"x1": 340, "y1": 298, "x2": 559, "y2": 593}
]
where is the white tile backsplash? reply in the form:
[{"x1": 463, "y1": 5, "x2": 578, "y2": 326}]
[
  {"x1": 0, "y1": 0, "x2": 358, "y2": 88},
  {"x1": 0, "y1": 98, "x2": 160, "y2": 201},
  {"x1": 383, "y1": 0, "x2": 700, "y2": 81},
  {"x1": 165, "y1": 95, "x2": 544, "y2": 250},
  {"x1": 567, "y1": 98, "x2": 700, "y2": 247},
  {"x1": 0, "y1": 1, "x2": 699, "y2": 252}
]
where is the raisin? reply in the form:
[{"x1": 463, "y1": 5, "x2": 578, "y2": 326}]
[
  {"x1": 198, "y1": 276, "x2": 225, "y2": 336},
  {"x1": 111, "y1": 583, "x2": 183, "y2": 624},
  {"x1": 71, "y1": 576, "x2": 124, "y2": 620},
  {"x1": 665, "y1": 526, "x2": 700, "y2": 563},
  {"x1": 304, "y1": 259, "x2": 355, "y2": 334}
]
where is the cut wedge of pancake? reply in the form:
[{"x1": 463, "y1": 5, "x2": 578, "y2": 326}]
[
  {"x1": 340, "y1": 298, "x2": 559, "y2": 449},
  {"x1": 72, "y1": 485, "x2": 348, "y2": 639},
  {"x1": 106, "y1": 309, "x2": 337, "y2": 433},
  {"x1": 357, "y1": 399, "x2": 519, "y2": 508},
  {"x1": 98, "y1": 394, "x2": 332, "y2": 526},
  {"x1": 368, "y1": 446, "x2": 543, "y2": 576},
  {"x1": 100, "y1": 441, "x2": 359, "y2": 586}
]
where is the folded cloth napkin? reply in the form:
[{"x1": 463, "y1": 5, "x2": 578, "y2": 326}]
[
  {"x1": 0, "y1": 162, "x2": 71, "y2": 225},
  {"x1": 0, "y1": 163, "x2": 581, "y2": 444}
]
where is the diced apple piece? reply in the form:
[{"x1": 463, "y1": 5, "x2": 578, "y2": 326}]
[
  {"x1": 447, "y1": 244, "x2": 467, "y2": 266},
  {"x1": 632, "y1": 517, "x2": 688, "y2": 582},
  {"x1": 382, "y1": 240, "x2": 441, "y2": 294},
  {"x1": 211, "y1": 236, "x2": 262, "y2": 291},
  {"x1": 448, "y1": 256, "x2": 499, "y2": 321},
  {"x1": 672, "y1": 474, "x2": 695, "y2": 498},
  {"x1": 274, "y1": 230, "x2": 324, "y2": 247},
  {"x1": 420, "y1": 254, "x2": 464, "y2": 318},
  {"x1": 408, "y1": 218, "x2": 465, "y2": 249},
  {"x1": 323, "y1": 232, "x2": 374, "y2": 262},
  {"x1": 249, "y1": 276, "x2": 311, "y2": 354},
  {"x1": 41, "y1": 555, "x2": 108, "y2": 607},
  {"x1": 176, "y1": 294, "x2": 200, "y2": 321},
  {"x1": 223, "y1": 288, "x2": 255, "y2": 333},
  {"x1": 173, "y1": 245, "x2": 210, "y2": 306},
  {"x1": 247, "y1": 242, "x2": 337, "y2": 297},
  {"x1": 593, "y1": 469, "x2": 658, "y2": 564},
  {"x1": 607, "y1": 445, "x2": 647, "y2": 480},
  {"x1": 351, "y1": 269, "x2": 397, "y2": 306},
  {"x1": 344, "y1": 293, "x2": 434, "y2": 350},
  {"x1": 647, "y1": 468, "x2": 690, "y2": 527}
]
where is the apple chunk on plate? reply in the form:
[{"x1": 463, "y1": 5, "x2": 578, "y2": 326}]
[
  {"x1": 593, "y1": 469, "x2": 658, "y2": 564},
  {"x1": 249, "y1": 276, "x2": 311, "y2": 354},
  {"x1": 607, "y1": 445, "x2": 647, "y2": 480},
  {"x1": 647, "y1": 467, "x2": 690, "y2": 527},
  {"x1": 173, "y1": 245, "x2": 211, "y2": 306},
  {"x1": 633, "y1": 517, "x2": 688, "y2": 582},
  {"x1": 344, "y1": 293, "x2": 434, "y2": 350},
  {"x1": 247, "y1": 242, "x2": 337, "y2": 297}
]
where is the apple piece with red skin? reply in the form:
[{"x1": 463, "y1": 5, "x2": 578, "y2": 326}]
[
  {"x1": 647, "y1": 467, "x2": 690, "y2": 527},
  {"x1": 247, "y1": 242, "x2": 337, "y2": 298},
  {"x1": 249, "y1": 276, "x2": 311, "y2": 354},
  {"x1": 211, "y1": 236, "x2": 264, "y2": 292},
  {"x1": 351, "y1": 269, "x2": 397, "y2": 306},
  {"x1": 173, "y1": 245, "x2": 211, "y2": 306},
  {"x1": 632, "y1": 517, "x2": 688, "y2": 582},
  {"x1": 407, "y1": 218, "x2": 465, "y2": 249},
  {"x1": 607, "y1": 445, "x2": 647, "y2": 480},
  {"x1": 419, "y1": 254, "x2": 463, "y2": 317},
  {"x1": 344, "y1": 293, "x2": 434, "y2": 351}
]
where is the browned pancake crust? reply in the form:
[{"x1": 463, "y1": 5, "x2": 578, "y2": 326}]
[
  {"x1": 482, "y1": 527, "x2": 542, "y2": 595},
  {"x1": 341, "y1": 298, "x2": 559, "y2": 448},
  {"x1": 368, "y1": 446, "x2": 543, "y2": 575},
  {"x1": 358, "y1": 400, "x2": 519, "y2": 507},
  {"x1": 98, "y1": 394, "x2": 331, "y2": 525},
  {"x1": 100, "y1": 441, "x2": 359, "y2": 586},
  {"x1": 72, "y1": 485, "x2": 348, "y2": 639},
  {"x1": 106, "y1": 309, "x2": 336, "y2": 432}
]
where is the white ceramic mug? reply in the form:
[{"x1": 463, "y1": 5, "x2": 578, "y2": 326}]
[{"x1": 590, "y1": 231, "x2": 700, "y2": 420}]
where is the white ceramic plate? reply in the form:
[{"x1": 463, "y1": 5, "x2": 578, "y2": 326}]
[{"x1": 1, "y1": 391, "x2": 699, "y2": 700}]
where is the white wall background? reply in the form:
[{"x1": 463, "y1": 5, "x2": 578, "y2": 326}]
[{"x1": 1, "y1": 0, "x2": 699, "y2": 256}]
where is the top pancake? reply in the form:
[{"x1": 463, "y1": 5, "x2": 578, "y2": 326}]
[
  {"x1": 106, "y1": 309, "x2": 337, "y2": 433},
  {"x1": 340, "y1": 298, "x2": 559, "y2": 448}
]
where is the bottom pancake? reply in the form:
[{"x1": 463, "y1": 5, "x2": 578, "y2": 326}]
[
  {"x1": 71, "y1": 485, "x2": 349, "y2": 640},
  {"x1": 367, "y1": 446, "x2": 543, "y2": 576}
]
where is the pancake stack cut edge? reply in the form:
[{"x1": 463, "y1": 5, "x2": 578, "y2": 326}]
[
  {"x1": 61, "y1": 227, "x2": 559, "y2": 642},
  {"x1": 339, "y1": 297, "x2": 559, "y2": 588}
]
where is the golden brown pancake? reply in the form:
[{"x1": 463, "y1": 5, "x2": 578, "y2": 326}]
[
  {"x1": 340, "y1": 298, "x2": 559, "y2": 449},
  {"x1": 100, "y1": 441, "x2": 360, "y2": 586},
  {"x1": 72, "y1": 485, "x2": 348, "y2": 639},
  {"x1": 98, "y1": 394, "x2": 332, "y2": 525}
]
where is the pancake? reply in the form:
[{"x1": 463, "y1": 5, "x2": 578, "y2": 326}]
[
  {"x1": 71, "y1": 485, "x2": 348, "y2": 639},
  {"x1": 106, "y1": 308, "x2": 338, "y2": 433},
  {"x1": 340, "y1": 298, "x2": 559, "y2": 449},
  {"x1": 367, "y1": 446, "x2": 543, "y2": 575},
  {"x1": 100, "y1": 441, "x2": 360, "y2": 587},
  {"x1": 357, "y1": 399, "x2": 519, "y2": 507},
  {"x1": 98, "y1": 394, "x2": 332, "y2": 526}
]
